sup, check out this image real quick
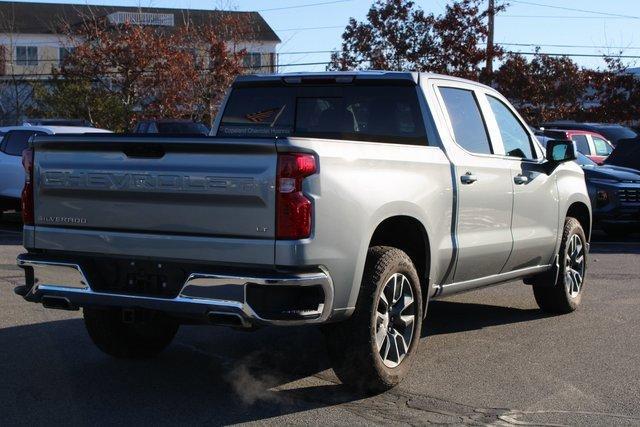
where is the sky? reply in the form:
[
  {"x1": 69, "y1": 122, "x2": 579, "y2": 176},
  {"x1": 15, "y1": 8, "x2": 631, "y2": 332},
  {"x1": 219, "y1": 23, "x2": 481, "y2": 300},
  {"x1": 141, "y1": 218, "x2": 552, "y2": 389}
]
[{"x1": 5, "y1": 0, "x2": 640, "y2": 72}]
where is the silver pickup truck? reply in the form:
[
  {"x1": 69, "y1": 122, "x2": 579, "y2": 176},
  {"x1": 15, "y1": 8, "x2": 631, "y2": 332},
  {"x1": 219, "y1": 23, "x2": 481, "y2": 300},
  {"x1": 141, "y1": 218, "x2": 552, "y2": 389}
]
[{"x1": 15, "y1": 72, "x2": 591, "y2": 393}]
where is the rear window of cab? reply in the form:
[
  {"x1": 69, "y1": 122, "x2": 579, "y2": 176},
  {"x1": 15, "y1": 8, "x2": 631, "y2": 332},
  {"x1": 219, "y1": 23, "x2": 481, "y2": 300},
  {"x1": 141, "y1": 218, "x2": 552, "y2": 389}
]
[{"x1": 218, "y1": 85, "x2": 428, "y2": 145}]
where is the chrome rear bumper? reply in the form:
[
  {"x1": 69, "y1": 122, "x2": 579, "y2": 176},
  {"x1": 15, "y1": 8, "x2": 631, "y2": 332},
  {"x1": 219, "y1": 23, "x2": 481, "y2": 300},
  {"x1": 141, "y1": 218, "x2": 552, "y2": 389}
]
[{"x1": 16, "y1": 254, "x2": 333, "y2": 327}]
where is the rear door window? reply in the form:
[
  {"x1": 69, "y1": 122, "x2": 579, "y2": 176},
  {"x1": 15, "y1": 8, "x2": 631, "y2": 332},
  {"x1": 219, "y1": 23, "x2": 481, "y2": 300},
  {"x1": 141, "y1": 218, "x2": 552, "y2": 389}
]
[
  {"x1": 571, "y1": 135, "x2": 590, "y2": 155},
  {"x1": 219, "y1": 85, "x2": 427, "y2": 145},
  {"x1": 1, "y1": 130, "x2": 46, "y2": 156},
  {"x1": 438, "y1": 87, "x2": 492, "y2": 154}
]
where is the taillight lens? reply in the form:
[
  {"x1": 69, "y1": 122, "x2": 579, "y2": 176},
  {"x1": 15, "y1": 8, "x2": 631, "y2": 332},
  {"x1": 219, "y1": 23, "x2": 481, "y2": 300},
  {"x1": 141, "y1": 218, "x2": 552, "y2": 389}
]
[
  {"x1": 21, "y1": 148, "x2": 34, "y2": 225},
  {"x1": 276, "y1": 153, "x2": 316, "y2": 239}
]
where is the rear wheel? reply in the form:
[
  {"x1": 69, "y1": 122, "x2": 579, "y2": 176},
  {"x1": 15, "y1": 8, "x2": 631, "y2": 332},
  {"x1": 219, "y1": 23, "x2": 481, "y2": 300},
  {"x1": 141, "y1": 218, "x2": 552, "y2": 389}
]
[
  {"x1": 84, "y1": 307, "x2": 179, "y2": 358},
  {"x1": 533, "y1": 217, "x2": 587, "y2": 314},
  {"x1": 323, "y1": 246, "x2": 423, "y2": 394}
]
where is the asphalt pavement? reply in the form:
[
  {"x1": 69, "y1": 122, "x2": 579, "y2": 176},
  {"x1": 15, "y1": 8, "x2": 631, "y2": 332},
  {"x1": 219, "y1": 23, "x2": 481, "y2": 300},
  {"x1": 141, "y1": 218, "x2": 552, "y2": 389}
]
[{"x1": 1, "y1": 217, "x2": 639, "y2": 426}]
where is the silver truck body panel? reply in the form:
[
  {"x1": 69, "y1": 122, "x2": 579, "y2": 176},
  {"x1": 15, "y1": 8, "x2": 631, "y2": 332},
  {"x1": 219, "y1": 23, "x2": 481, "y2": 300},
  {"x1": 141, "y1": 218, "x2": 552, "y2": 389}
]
[
  {"x1": 422, "y1": 76, "x2": 588, "y2": 288},
  {"x1": 274, "y1": 136, "x2": 454, "y2": 311},
  {"x1": 29, "y1": 226, "x2": 276, "y2": 266},
  {"x1": 33, "y1": 137, "x2": 277, "y2": 239}
]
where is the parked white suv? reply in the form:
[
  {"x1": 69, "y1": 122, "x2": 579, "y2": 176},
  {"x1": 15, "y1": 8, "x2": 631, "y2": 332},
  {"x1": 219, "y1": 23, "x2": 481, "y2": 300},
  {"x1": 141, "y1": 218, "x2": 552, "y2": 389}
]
[{"x1": 0, "y1": 126, "x2": 111, "y2": 212}]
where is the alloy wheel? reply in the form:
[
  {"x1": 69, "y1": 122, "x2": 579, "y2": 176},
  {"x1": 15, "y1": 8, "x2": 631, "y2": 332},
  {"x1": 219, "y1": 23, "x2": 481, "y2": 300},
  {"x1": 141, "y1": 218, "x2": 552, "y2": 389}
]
[
  {"x1": 374, "y1": 273, "x2": 416, "y2": 368},
  {"x1": 565, "y1": 234, "x2": 585, "y2": 298}
]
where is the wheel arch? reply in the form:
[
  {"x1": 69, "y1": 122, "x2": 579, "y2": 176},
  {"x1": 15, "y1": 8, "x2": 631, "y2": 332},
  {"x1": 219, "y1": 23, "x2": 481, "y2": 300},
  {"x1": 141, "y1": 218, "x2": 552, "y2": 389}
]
[
  {"x1": 368, "y1": 215, "x2": 432, "y2": 314},
  {"x1": 566, "y1": 201, "x2": 591, "y2": 242}
]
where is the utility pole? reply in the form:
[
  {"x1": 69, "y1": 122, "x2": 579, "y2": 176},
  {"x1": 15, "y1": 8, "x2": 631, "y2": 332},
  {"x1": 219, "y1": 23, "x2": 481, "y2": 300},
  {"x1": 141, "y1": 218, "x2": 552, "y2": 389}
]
[{"x1": 486, "y1": 0, "x2": 495, "y2": 78}]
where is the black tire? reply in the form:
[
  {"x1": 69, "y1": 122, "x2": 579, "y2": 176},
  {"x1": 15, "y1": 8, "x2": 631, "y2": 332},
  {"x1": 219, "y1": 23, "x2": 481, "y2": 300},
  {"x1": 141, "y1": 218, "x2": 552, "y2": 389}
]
[
  {"x1": 83, "y1": 307, "x2": 179, "y2": 358},
  {"x1": 322, "y1": 246, "x2": 423, "y2": 394},
  {"x1": 533, "y1": 217, "x2": 587, "y2": 314}
]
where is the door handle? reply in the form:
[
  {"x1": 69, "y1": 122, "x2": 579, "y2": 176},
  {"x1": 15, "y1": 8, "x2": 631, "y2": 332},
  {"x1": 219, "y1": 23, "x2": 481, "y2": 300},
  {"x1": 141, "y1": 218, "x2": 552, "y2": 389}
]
[
  {"x1": 514, "y1": 174, "x2": 529, "y2": 185},
  {"x1": 460, "y1": 172, "x2": 478, "y2": 185}
]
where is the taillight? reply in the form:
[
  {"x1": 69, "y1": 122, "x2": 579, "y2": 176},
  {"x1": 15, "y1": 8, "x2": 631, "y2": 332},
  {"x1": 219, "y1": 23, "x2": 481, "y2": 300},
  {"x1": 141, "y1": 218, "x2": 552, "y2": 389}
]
[
  {"x1": 21, "y1": 148, "x2": 34, "y2": 225},
  {"x1": 276, "y1": 153, "x2": 316, "y2": 239}
]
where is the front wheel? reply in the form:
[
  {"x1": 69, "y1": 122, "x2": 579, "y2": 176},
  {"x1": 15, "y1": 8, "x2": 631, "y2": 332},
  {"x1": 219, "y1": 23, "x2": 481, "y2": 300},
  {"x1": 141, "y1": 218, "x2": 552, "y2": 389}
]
[
  {"x1": 533, "y1": 217, "x2": 587, "y2": 314},
  {"x1": 322, "y1": 246, "x2": 423, "y2": 394}
]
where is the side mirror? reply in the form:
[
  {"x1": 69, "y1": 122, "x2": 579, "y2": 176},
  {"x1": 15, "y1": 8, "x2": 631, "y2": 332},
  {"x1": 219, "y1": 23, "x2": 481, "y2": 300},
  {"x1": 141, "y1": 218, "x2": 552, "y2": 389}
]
[{"x1": 546, "y1": 140, "x2": 576, "y2": 164}]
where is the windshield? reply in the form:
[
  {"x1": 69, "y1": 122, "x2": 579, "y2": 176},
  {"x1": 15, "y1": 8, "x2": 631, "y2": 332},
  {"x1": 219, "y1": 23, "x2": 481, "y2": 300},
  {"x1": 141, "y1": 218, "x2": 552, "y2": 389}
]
[
  {"x1": 1, "y1": 130, "x2": 46, "y2": 156},
  {"x1": 597, "y1": 126, "x2": 637, "y2": 142},
  {"x1": 605, "y1": 139, "x2": 640, "y2": 170}
]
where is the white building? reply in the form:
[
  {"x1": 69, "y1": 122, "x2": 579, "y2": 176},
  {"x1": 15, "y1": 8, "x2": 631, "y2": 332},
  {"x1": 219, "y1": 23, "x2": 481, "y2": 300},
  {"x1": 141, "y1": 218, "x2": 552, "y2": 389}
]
[{"x1": 0, "y1": 1, "x2": 280, "y2": 123}]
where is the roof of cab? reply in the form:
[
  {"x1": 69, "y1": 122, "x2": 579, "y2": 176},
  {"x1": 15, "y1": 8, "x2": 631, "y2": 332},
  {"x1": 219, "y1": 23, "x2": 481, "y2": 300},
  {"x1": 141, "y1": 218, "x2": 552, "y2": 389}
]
[
  {"x1": 234, "y1": 71, "x2": 419, "y2": 85},
  {"x1": 234, "y1": 70, "x2": 493, "y2": 90}
]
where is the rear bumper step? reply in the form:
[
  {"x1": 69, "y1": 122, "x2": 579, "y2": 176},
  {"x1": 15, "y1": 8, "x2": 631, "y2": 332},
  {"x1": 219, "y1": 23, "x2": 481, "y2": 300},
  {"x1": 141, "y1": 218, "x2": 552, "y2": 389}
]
[{"x1": 16, "y1": 253, "x2": 333, "y2": 327}]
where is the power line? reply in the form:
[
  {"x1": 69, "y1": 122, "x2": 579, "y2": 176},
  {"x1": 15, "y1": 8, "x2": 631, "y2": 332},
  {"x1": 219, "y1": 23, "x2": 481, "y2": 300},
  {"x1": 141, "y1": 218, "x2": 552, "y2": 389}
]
[
  {"x1": 508, "y1": 0, "x2": 640, "y2": 20},
  {"x1": 278, "y1": 50, "x2": 334, "y2": 55},
  {"x1": 275, "y1": 25, "x2": 345, "y2": 32},
  {"x1": 503, "y1": 50, "x2": 640, "y2": 59},
  {"x1": 17, "y1": 35, "x2": 633, "y2": 56},
  {"x1": 499, "y1": 42, "x2": 640, "y2": 51},
  {"x1": 6, "y1": 50, "x2": 640, "y2": 78},
  {"x1": 279, "y1": 51, "x2": 640, "y2": 66},
  {"x1": 277, "y1": 42, "x2": 640, "y2": 55},
  {"x1": 501, "y1": 15, "x2": 635, "y2": 19},
  {"x1": 1, "y1": 61, "x2": 332, "y2": 77},
  {"x1": 7, "y1": 43, "x2": 639, "y2": 66},
  {"x1": 258, "y1": 0, "x2": 353, "y2": 13}
]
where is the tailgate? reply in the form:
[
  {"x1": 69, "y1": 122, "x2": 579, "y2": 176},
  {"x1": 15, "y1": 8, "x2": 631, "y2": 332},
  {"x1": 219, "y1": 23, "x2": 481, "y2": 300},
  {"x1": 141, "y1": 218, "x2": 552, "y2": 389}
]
[{"x1": 32, "y1": 136, "x2": 277, "y2": 239}]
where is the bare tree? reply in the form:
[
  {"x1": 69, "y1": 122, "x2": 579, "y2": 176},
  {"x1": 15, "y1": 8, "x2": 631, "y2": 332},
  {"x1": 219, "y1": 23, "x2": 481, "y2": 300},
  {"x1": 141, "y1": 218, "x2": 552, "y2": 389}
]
[{"x1": 0, "y1": 9, "x2": 39, "y2": 125}]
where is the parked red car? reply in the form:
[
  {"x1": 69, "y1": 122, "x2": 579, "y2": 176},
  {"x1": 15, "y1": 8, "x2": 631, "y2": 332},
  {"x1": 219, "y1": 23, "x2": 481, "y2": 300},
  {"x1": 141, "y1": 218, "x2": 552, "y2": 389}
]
[{"x1": 542, "y1": 129, "x2": 614, "y2": 165}]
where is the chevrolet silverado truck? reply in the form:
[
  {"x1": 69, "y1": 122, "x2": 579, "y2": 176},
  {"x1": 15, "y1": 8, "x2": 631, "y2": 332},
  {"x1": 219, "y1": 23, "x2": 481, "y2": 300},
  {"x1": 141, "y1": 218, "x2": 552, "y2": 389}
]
[{"x1": 15, "y1": 72, "x2": 591, "y2": 393}]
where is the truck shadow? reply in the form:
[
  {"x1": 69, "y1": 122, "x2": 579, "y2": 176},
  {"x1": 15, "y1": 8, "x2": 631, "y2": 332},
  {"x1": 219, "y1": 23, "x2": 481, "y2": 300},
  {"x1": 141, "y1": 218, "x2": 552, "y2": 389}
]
[
  {"x1": 0, "y1": 317, "x2": 350, "y2": 425},
  {"x1": 423, "y1": 300, "x2": 550, "y2": 337},
  {"x1": 589, "y1": 230, "x2": 640, "y2": 254},
  {"x1": 0, "y1": 214, "x2": 22, "y2": 246},
  {"x1": 0, "y1": 299, "x2": 552, "y2": 425}
]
